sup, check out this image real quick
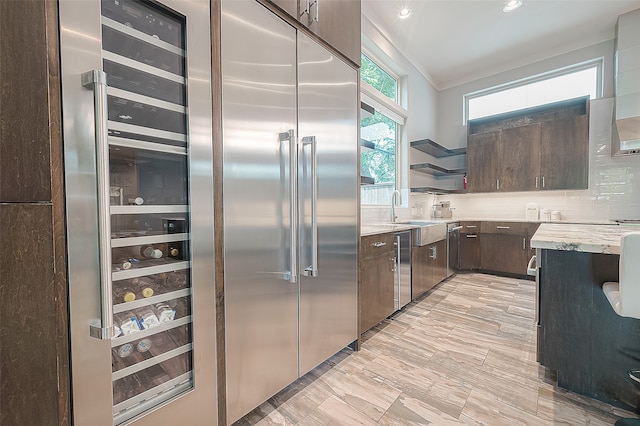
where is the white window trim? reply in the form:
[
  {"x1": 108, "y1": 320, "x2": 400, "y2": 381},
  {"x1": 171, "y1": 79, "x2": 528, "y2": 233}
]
[
  {"x1": 361, "y1": 48, "x2": 401, "y2": 103},
  {"x1": 463, "y1": 57, "x2": 604, "y2": 124},
  {"x1": 361, "y1": 81, "x2": 407, "y2": 125}
]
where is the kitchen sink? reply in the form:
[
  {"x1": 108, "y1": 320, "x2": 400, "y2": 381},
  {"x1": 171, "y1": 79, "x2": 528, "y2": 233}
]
[{"x1": 403, "y1": 221, "x2": 447, "y2": 246}]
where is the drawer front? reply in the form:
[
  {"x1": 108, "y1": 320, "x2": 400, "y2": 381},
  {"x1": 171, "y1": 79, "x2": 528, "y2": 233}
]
[
  {"x1": 460, "y1": 221, "x2": 481, "y2": 234},
  {"x1": 481, "y1": 221, "x2": 529, "y2": 235},
  {"x1": 361, "y1": 233, "x2": 395, "y2": 259}
]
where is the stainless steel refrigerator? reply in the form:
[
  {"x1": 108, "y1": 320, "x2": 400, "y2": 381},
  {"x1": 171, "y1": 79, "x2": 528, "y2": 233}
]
[
  {"x1": 221, "y1": 0, "x2": 359, "y2": 422},
  {"x1": 59, "y1": 0, "x2": 217, "y2": 424}
]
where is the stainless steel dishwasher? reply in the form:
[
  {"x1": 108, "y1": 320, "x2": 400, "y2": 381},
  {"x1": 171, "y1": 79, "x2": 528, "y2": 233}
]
[
  {"x1": 394, "y1": 231, "x2": 412, "y2": 310},
  {"x1": 447, "y1": 222, "x2": 462, "y2": 277}
]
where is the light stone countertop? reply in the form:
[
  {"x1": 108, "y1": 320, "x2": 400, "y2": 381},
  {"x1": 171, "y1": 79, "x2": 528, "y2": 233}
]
[
  {"x1": 361, "y1": 223, "x2": 417, "y2": 237},
  {"x1": 531, "y1": 223, "x2": 640, "y2": 255},
  {"x1": 361, "y1": 218, "x2": 617, "y2": 237}
]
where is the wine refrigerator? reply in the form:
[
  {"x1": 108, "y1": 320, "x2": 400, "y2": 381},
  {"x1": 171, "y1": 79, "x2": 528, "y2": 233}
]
[{"x1": 59, "y1": 0, "x2": 217, "y2": 424}]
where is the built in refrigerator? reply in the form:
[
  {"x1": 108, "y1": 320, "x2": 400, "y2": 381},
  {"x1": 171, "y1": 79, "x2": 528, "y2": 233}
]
[
  {"x1": 221, "y1": 0, "x2": 359, "y2": 422},
  {"x1": 59, "y1": 0, "x2": 218, "y2": 424}
]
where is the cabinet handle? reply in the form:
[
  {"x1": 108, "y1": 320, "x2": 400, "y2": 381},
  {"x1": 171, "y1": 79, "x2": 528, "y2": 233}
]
[
  {"x1": 535, "y1": 176, "x2": 539, "y2": 188},
  {"x1": 314, "y1": 0, "x2": 319, "y2": 23},
  {"x1": 542, "y1": 176, "x2": 545, "y2": 188},
  {"x1": 465, "y1": 225, "x2": 477, "y2": 229},
  {"x1": 523, "y1": 237, "x2": 526, "y2": 250},
  {"x1": 429, "y1": 246, "x2": 437, "y2": 259},
  {"x1": 372, "y1": 242, "x2": 386, "y2": 248},
  {"x1": 466, "y1": 234, "x2": 478, "y2": 238},
  {"x1": 496, "y1": 226, "x2": 510, "y2": 230},
  {"x1": 301, "y1": 0, "x2": 310, "y2": 17},
  {"x1": 391, "y1": 257, "x2": 397, "y2": 272},
  {"x1": 496, "y1": 179, "x2": 500, "y2": 190}
]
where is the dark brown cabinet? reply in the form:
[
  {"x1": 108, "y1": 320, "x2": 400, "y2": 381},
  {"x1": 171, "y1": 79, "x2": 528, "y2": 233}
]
[
  {"x1": 540, "y1": 115, "x2": 589, "y2": 190},
  {"x1": 359, "y1": 233, "x2": 395, "y2": 334},
  {"x1": 501, "y1": 124, "x2": 541, "y2": 191},
  {"x1": 467, "y1": 96, "x2": 589, "y2": 193},
  {"x1": 268, "y1": 0, "x2": 298, "y2": 17},
  {"x1": 412, "y1": 239, "x2": 446, "y2": 299},
  {"x1": 459, "y1": 222, "x2": 481, "y2": 271},
  {"x1": 302, "y1": 0, "x2": 361, "y2": 66},
  {"x1": 467, "y1": 131, "x2": 501, "y2": 193},
  {"x1": 266, "y1": 0, "x2": 361, "y2": 66},
  {"x1": 479, "y1": 222, "x2": 531, "y2": 276}
]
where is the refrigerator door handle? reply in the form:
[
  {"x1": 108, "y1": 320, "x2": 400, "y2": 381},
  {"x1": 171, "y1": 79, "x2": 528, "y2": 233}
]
[
  {"x1": 82, "y1": 70, "x2": 116, "y2": 340},
  {"x1": 280, "y1": 129, "x2": 298, "y2": 283},
  {"x1": 302, "y1": 136, "x2": 318, "y2": 277}
]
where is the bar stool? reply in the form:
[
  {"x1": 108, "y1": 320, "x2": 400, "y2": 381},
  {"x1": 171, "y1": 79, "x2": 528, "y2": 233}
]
[{"x1": 602, "y1": 232, "x2": 640, "y2": 425}]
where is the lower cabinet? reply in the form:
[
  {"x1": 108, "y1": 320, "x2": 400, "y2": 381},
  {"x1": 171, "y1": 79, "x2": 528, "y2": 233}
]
[
  {"x1": 480, "y1": 233, "x2": 530, "y2": 276},
  {"x1": 459, "y1": 232, "x2": 481, "y2": 270},
  {"x1": 359, "y1": 233, "x2": 395, "y2": 334},
  {"x1": 412, "y1": 239, "x2": 446, "y2": 299}
]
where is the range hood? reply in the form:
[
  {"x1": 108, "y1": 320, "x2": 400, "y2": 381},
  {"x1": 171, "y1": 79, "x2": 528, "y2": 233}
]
[{"x1": 612, "y1": 8, "x2": 640, "y2": 156}]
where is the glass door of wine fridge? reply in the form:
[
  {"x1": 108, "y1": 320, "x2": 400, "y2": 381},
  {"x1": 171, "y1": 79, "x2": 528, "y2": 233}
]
[{"x1": 59, "y1": 1, "x2": 217, "y2": 425}]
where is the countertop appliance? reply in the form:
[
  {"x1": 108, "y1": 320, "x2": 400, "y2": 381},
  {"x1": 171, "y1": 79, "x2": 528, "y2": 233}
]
[
  {"x1": 447, "y1": 222, "x2": 462, "y2": 277},
  {"x1": 394, "y1": 232, "x2": 412, "y2": 311},
  {"x1": 433, "y1": 201, "x2": 453, "y2": 218},
  {"x1": 59, "y1": 0, "x2": 218, "y2": 424},
  {"x1": 221, "y1": 1, "x2": 358, "y2": 423}
]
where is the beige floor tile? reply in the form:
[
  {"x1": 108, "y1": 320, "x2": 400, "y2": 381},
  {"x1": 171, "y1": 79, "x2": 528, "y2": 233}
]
[
  {"x1": 233, "y1": 272, "x2": 637, "y2": 426},
  {"x1": 378, "y1": 394, "x2": 467, "y2": 426},
  {"x1": 297, "y1": 395, "x2": 378, "y2": 426}
]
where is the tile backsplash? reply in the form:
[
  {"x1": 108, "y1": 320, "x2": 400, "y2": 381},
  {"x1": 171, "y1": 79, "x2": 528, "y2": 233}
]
[{"x1": 363, "y1": 98, "x2": 640, "y2": 224}]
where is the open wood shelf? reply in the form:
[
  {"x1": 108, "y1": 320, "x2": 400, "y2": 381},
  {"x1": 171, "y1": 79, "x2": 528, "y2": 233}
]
[
  {"x1": 410, "y1": 162, "x2": 466, "y2": 177},
  {"x1": 410, "y1": 139, "x2": 467, "y2": 158},
  {"x1": 410, "y1": 186, "x2": 466, "y2": 195}
]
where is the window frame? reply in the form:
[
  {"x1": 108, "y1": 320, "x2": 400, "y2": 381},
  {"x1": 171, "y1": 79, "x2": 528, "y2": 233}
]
[
  {"x1": 359, "y1": 52, "x2": 408, "y2": 206},
  {"x1": 463, "y1": 58, "x2": 603, "y2": 124}
]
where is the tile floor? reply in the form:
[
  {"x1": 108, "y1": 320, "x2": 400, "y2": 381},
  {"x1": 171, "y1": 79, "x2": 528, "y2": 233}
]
[{"x1": 233, "y1": 273, "x2": 640, "y2": 425}]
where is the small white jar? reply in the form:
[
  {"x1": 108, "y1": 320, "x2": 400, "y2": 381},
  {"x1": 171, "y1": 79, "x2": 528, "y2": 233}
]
[{"x1": 551, "y1": 210, "x2": 562, "y2": 221}]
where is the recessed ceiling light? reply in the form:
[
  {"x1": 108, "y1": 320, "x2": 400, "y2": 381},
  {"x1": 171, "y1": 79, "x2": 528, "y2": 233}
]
[
  {"x1": 503, "y1": 0, "x2": 522, "y2": 12},
  {"x1": 397, "y1": 8, "x2": 412, "y2": 19}
]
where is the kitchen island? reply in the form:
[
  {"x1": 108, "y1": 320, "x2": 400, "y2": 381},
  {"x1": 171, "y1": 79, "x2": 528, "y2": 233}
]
[{"x1": 531, "y1": 223, "x2": 640, "y2": 413}]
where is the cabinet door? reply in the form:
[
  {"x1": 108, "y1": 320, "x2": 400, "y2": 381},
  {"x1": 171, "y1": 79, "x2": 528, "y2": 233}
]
[
  {"x1": 433, "y1": 239, "x2": 448, "y2": 285},
  {"x1": 540, "y1": 115, "x2": 589, "y2": 190},
  {"x1": 481, "y1": 233, "x2": 530, "y2": 276},
  {"x1": 501, "y1": 124, "x2": 541, "y2": 191},
  {"x1": 301, "y1": 0, "x2": 361, "y2": 66},
  {"x1": 268, "y1": 0, "x2": 298, "y2": 18},
  {"x1": 411, "y1": 245, "x2": 432, "y2": 299},
  {"x1": 467, "y1": 131, "x2": 501, "y2": 193},
  {"x1": 460, "y1": 233, "x2": 481, "y2": 270},
  {"x1": 359, "y1": 253, "x2": 395, "y2": 334}
]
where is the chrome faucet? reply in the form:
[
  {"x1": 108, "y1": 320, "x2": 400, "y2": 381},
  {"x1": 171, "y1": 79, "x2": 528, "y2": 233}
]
[{"x1": 390, "y1": 190, "x2": 402, "y2": 223}]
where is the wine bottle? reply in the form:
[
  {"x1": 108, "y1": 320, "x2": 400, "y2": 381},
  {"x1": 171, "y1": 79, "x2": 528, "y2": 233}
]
[
  {"x1": 140, "y1": 245, "x2": 163, "y2": 259},
  {"x1": 116, "y1": 312, "x2": 142, "y2": 335},
  {"x1": 130, "y1": 277, "x2": 156, "y2": 299},
  {"x1": 137, "y1": 307, "x2": 160, "y2": 330},
  {"x1": 113, "y1": 257, "x2": 133, "y2": 271},
  {"x1": 154, "y1": 302, "x2": 175, "y2": 323}
]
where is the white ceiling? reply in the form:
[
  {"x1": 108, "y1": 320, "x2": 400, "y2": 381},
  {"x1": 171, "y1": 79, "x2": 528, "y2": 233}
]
[{"x1": 362, "y1": 0, "x2": 640, "y2": 90}]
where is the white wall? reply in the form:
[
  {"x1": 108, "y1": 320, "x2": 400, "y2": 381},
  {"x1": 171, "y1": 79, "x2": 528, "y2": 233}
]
[
  {"x1": 409, "y1": 40, "x2": 640, "y2": 222},
  {"x1": 362, "y1": 28, "x2": 640, "y2": 224},
  {"x1": 361, "y1": 14, "x2": 438, "y2": 221}
]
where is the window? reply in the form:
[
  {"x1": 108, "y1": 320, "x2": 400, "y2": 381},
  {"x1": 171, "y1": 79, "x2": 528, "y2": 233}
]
[
  {"x1": 361, "y1": 54, "x2": 397, "y2": 102},
  {"x1": 360, "y1": 53, "x2": 404, "y2": 206},
  {"x1": 466, "y1": 60, "x2": 601, "y2": 122}
]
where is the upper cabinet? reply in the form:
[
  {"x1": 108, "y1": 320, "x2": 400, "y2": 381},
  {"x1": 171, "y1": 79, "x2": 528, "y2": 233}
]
[
  {"x1": 265, "y1": 0, "x2": 361, "y2": 66},
  {"x1": 269, "y1": 0, "x2": 298, "y2": 17},
  {"x1": 467, "y1": 96, "x2": 590, "y2": 193}
]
